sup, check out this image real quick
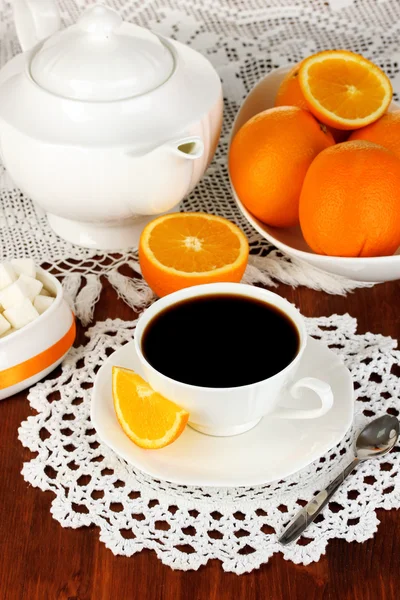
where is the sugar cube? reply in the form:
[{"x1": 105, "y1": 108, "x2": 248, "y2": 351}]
[
  {"x1": 39, "y1": 287, "x2": 53, "y2": 297},
  {"x1": 18, "y1": 274, "x2": 43, "y2": 301},
  {"x1": 0, "y1": 313, "x2": 11, "y2": 336},
  {"x1": 33, "y1": 294, "x2": 54, "y2": 315},
  {"x1": 0, "y1": 279, "x2": 29, "y2": 310},
  {"x1": 11, "y1": 258, "x2": 36, "y2": 279},
  {"x1": 0, "y1": 263, "x2": 17, "y2": 291},
  {"x1": 3, "y1": 298, "x2": 39, "y2": 329},
  {"x1": 35, "y1": 270, "x2": 48, "y2": 286},
  {"x1": 0, "y1": 327, "x2": 14, "y2": 338}
]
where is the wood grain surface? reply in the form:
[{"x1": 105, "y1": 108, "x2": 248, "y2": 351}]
[{"x1": 1, "y1": 277, "x2": 400, "y2": 600}]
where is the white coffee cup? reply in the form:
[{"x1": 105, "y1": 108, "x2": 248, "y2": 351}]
[{"x1": 135, "y1": 283, "x2": 333, "y2": 436}]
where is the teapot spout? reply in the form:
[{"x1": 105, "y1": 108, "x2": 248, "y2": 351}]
[
  {"x1": 13, "y1": 0, "x2": 61, "y2": 52},
  {"x1": 124, "y1": 136, "x2": 204, "y2": 160},
  {"x1": 167, "y1": 136, "x2": 204, "y2": 160}
]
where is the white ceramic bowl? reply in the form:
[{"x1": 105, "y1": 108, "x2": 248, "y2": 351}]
[
  {"x1": 0, "y1": 268, "x2": 75, "y2": 400},
  {"x1": 229, "y1": 65, "x2": 400, "y2": 283}
]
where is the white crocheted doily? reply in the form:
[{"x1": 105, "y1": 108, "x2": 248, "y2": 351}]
[
  {"x1": 19, "y1": 314, "x2": 400, "y2": 574},
  {"x1": 3, "y1": 0, "x2": 398, "y2": 322}
]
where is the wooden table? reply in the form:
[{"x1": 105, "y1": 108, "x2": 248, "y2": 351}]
[{"x1": 1, "y1": 278, "x2": 400, "y2": 600}]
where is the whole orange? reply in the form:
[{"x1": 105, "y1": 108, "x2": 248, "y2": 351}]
[
  {"x1": 349, "y1": 111, "x2": 400, "y2": 159},
  {"x1": 299, "y1": 140, "x2": 400, "y2": 257},
  {"x1": 274, "y1": 64, "x2": 309, "y2": 110},
  {"x1": 274, "y1": 63, "x2": 349, "y2": 143},
  {"x1": 229, "y1": 106, "x2": 334, "y2": 227}
]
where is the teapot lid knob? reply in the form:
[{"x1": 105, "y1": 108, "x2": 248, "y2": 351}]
[{"x1": 78, "y1": 5, "x2": 122, "y2": 35}]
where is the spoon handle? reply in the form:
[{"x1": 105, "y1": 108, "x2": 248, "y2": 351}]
[{"x1": 279, "y1": 457, "x2": 359, "y2": 545}]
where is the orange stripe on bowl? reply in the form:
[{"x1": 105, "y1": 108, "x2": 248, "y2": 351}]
[{"x1": 0, "y1": 319, "x2": 76, "y2": 390}]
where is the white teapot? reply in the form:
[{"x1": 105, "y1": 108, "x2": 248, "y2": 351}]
[{"x1": 0, "y1": 1, "x2": 223, "y2": 248}]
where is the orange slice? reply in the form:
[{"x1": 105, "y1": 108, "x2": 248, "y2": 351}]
[
  {"x1": 112, "y1": 367, "x2": 189, "y2": 449},
  {"x1": 298, "y1": 50, "x2": 392, "y2": 130},
  {"x1": 139, "y1": 212, "x2": 249, "y2": 297}
]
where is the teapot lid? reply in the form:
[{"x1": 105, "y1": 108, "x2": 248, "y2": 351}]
[{"x1": 30, "y1": 4, "x2": 175, "y2": 101}]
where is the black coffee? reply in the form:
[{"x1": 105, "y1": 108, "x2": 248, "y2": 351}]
[{"x1": 141, "y1": 294, "x2": 299, "y2": 388}]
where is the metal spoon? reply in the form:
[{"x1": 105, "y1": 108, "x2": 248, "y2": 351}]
[{"x1": 279, "y1": 415, "x2": 400, "y2": 545}]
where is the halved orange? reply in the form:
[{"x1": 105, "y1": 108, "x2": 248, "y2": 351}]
[
  {"x1": 139, "y1": 212, "x2": 249, "y2": 297},
  {"x1": 112, "y1": 367, "x2": 189, "y2": 449},
  {"x1": 298, "y1": 50, "x2": 392, "y2": 130}
]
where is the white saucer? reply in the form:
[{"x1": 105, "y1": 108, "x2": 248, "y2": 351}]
[{"x1": 91, "y1": 337, "x2": 353, "y2": 487}]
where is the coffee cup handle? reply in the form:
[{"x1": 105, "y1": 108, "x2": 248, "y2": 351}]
[{"x1": 272, "y1": 377, "x2": 334, "y2": 419}]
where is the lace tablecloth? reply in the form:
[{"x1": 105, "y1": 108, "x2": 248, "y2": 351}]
[
  {"x1": 2, "y1": 0, "x2": 398, "y2": 322},
  {"x1": 19, "y1": 314, "x2": 400, "y2": 573}
]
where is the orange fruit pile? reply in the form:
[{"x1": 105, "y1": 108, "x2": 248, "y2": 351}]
[
  {"x1": 230, "y1": 48, "x2": 400, "y2": 258},
  {"x1": 139, "y1": 212, "x2": 249, "y2": 297},
  {"x1": 229, "y1": 106, "x2": 334, "y2": 227},
  {"x1": 112, "y1": 367, "x2": 189, "y2": 449}
]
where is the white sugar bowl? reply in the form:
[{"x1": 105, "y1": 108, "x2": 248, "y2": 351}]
[
  {"x1": 0, "y1": 1, "x2": 223, "y2": 249},
  {"x1": 0, "y1": 268, "x2": 75, "y2": 401}
]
